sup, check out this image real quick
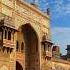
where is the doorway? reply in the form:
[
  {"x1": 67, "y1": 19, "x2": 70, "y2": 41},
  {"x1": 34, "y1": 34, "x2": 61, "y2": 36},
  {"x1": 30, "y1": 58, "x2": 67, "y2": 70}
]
[{"x1": 22, "y1": 24, "x2": 40, "y2": 70}]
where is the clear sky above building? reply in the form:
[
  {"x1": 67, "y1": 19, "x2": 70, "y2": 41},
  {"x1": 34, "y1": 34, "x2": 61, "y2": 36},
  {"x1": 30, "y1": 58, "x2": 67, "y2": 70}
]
[
  {"x1": 26, "y1": 0, "x2": 70, "y2": 55},
  {"x1": 40, "y1": 0, "x2": 70, "y2": 55}
]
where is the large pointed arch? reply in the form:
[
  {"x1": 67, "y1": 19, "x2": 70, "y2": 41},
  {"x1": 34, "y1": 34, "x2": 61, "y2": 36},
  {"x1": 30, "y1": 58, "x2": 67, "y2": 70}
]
[{"x1": 21, "y1": 23, "x2": 40, "y2": 70}]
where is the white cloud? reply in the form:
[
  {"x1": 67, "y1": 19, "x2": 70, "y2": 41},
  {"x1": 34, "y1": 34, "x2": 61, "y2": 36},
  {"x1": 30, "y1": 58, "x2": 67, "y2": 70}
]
[
  {"x1": 52, "y1": 27, "x2": 70, "y2": 34},
  {"x1": 64, "y1": 4, "x2": 70, "y2": 14},
  {"x1": 47, "y1": 0, "x2": 70, "y2": 17}
]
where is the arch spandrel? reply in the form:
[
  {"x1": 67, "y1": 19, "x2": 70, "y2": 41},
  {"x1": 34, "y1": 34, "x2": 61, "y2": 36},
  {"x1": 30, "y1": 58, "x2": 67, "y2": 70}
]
[{"x1": 17, "y1": 23, "x2": 42, "y2": 42}]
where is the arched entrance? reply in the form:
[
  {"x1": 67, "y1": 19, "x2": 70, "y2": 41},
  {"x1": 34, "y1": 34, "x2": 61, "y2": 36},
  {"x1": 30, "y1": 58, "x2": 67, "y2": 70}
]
[
  {"x1": 16, "y1": 61, "x2": 23, "y2": 70},
  {"x1": 21, "y1": 24, "x2": 40, "y2": 70}
]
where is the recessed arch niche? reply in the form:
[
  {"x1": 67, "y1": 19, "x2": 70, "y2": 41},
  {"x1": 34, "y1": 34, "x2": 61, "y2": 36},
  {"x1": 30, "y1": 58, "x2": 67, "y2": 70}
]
[{"x1": 21, "y1": 24, "x2": 40, "y2": 70}]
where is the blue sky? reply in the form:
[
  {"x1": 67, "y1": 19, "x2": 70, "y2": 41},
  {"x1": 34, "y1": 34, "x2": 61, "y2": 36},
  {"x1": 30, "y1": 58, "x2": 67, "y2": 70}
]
[
  {"x1": 26, "y1": 0, "x2": 70, "y2": 55},
  {"x1": 39, "y1": 0, "x2": 70, "y2": 55}
]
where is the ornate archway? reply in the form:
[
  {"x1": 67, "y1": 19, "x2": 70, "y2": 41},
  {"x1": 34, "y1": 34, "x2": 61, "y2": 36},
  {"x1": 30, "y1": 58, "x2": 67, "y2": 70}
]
[
  {"x1": 21, "y1": 24, "x2": 40, "y2": 70},
  {"x1": 16, "y1": 61, "x2": 23, "y2": 70}
]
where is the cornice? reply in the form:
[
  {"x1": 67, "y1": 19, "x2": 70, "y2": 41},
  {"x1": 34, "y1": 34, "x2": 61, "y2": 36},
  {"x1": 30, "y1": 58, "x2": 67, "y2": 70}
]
[{"x1": 17, "y1": 0, "x2": 50, "y2": 20}]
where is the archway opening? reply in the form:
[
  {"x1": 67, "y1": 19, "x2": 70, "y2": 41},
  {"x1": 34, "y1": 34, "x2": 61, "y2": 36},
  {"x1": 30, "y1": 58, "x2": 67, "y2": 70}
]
[
  {"x1": 16, "y1": 61, "x2": 23, "y2": 70},
  {"x1": 21, "y1": 24, "x2": 40, "y2": 70}
]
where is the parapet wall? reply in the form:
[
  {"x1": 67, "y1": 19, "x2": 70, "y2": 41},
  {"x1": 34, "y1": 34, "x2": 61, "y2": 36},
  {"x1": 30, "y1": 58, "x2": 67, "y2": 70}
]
[{"x1": 52, "y1": 58, "x2": 70, "y2": 70}]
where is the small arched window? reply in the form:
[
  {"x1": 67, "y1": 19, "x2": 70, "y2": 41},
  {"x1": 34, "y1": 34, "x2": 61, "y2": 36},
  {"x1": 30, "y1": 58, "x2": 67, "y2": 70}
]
[
  {"x1": 21, "y1": 42, "x2": 24, "y2": 52},
  {"x1": 16, "y1": 41, "x2": 19, "y2": 51}
]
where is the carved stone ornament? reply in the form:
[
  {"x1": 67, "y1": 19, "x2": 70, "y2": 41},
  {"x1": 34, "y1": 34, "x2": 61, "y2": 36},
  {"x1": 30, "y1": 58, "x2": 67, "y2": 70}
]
[{"x1": 0, "y1": 65, "x2": 8, "y2": 70}]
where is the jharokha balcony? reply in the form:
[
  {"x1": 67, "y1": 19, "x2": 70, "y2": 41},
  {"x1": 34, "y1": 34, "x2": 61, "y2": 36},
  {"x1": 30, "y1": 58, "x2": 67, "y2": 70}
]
[
  {"x1": 0, "y1": 14, "x2": 17, "y2": 53},
  {"x1": 42, "y1": 34, "x2": 53, "y2": 58}
]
